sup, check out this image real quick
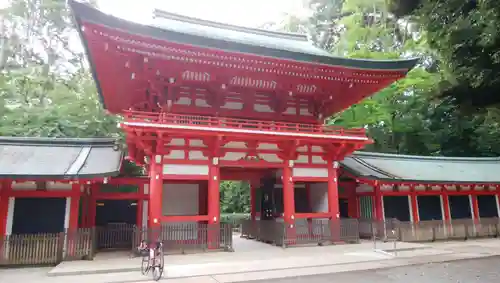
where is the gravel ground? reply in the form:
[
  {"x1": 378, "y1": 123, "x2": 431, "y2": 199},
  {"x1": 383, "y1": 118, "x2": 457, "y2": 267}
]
[{"x1": 242, "y1": 256, "x2": 500, "y2": 283}]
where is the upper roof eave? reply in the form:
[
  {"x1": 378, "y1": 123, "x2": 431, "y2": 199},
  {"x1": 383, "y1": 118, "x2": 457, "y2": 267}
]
[{"x1": 68, "y1": 0, "x2": 419, "y2": 71}]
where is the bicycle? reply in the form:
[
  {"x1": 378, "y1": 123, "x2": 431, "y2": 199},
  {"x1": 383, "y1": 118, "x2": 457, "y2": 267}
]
[{"x1": 138, "y1": 240, "x2": 164, "y2": 281}]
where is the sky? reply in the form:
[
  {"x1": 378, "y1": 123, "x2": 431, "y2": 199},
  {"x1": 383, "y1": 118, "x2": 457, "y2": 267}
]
[
  {"x1": 0, "y1": 0, "x2": 309, "y2": 27},
  {"x1": 97, "y1": 0, "x2": 309, "y2": 27}
]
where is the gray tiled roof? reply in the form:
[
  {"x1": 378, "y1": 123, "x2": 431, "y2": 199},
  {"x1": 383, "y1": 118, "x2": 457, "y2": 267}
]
[
  {"x1": 0, "y1": 137, "x2": 123, "y2": 179},
  {"x1": 341, "y1": 151, "x2": 500, "y2": 184}
]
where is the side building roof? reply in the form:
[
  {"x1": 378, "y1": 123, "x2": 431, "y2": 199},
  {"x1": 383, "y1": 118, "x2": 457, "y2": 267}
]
[
  {"x1": 341, "y1": 151, "x2": 500, "y2": 185},
  {"x1": 0, "y1": 137, "x2": 123, "y2": 179}
]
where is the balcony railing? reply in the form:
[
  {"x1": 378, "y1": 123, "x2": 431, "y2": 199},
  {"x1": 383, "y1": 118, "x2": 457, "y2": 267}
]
[{"x1": 122, "y1": 111, "x2": 367, "y2": 138}]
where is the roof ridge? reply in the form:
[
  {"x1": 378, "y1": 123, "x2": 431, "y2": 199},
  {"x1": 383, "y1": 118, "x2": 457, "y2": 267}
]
[
  {"x1": 153, "y1": 9, "x2": 308, "y2": 42},
  {"x1": 351, "y1": 156, "x2": 401, "y2": 179},
  {"x1": 351, "y1": 151, "x2": 500, "y2": 162}
]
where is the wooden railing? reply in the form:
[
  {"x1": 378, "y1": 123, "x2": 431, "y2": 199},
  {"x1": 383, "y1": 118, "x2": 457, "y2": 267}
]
[
  {"x1": 132, "y1": 223, "x2": 234, "y2": 254},
  {"x1": 123, "y1": 110, "x2": 367, "y2": 137}
]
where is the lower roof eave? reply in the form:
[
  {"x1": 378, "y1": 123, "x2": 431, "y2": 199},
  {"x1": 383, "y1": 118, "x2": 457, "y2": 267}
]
[
  {"x1": 355, "y1": 176, "x2": 500, "y2": 186},
  {"x1": 0, "y1": 172, "x2": 120, "y2": 181}
]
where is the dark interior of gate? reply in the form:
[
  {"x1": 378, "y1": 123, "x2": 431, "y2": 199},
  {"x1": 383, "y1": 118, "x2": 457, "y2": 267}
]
[{"x1": 93, "y1": 184, "x2": 139, "y2": 250}]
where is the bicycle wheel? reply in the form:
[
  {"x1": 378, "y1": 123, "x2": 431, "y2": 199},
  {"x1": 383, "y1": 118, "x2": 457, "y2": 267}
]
[
  {"x1": 141, "y1": 256, "x2": 149, "y2": 275},
  {"x1": 152, "y1": 262, "x2": 163, "y2": 281}
]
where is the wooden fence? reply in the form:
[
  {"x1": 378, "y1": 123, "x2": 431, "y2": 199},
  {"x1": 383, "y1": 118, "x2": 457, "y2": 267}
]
[
  {"x1": 241, "y1": 218, "x2": 360, "y2": 247},
  {"x1": 0, "y1": 228, "x2": 94, "y2": 266},
  {"x1": 362, "y1": 217, "x2": 500, "y2": 242}
]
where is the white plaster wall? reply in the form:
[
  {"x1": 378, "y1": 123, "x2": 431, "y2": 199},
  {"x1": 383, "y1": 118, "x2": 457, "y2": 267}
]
[
  {"x1": 259, "y1": 153, "x2": 281, "y2": 163},
  {"x1": 309, "y1": 182, "x2": 328, "y2": 213},
  {"x1": 162, "y1": 183, "x2": 199, "y2": 216},
  {"x1": 356, "y1": 184, "x2": 374, "y2": 193},
  {"x1": 222, "y1": 152, "x2": 246, "y2": 161},
  {"x1": 11, "y1": 181, "x2": 72, "y2": 191},
  {"x1": 293, "y1": 168, "x2": 328, "y2": 178},
  {"x1": 163, "y1": 164, "x2": 209, "y2": 176},
  {"x1": 295, "y1": 155, "x2": 308, "y2": 164},
  {"x1": 11, "y1": 182, "x2": 36, "y2": 190},
  {"x1": 311, "y1": 156, "x2": 326, "y2": 164}
]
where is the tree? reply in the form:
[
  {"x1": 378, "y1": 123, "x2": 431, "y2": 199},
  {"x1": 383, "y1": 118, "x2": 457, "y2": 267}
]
[
  {"x1": 0, "y1": 0, "x2": 119, "y2": 139},
  {"x1": 388, "y1": 0, "x2": 500, "y2": 109},
  {"x1": 220, "y1": 181, "x2": 250, "y2": 213}
]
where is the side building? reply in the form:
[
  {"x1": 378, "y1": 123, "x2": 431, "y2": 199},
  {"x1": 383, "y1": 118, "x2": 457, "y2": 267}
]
[{"x1": 341, "y1": 152, "x2": 500, "y2": 226}]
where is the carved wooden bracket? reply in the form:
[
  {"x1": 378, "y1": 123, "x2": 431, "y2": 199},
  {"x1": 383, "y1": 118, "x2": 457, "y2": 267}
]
[
  {"x1": 278, "y1": 140, "x2": 299, "y2": 161},
  {"x1": 202, "y1": 136, "x2": 227, "y2": 158}
]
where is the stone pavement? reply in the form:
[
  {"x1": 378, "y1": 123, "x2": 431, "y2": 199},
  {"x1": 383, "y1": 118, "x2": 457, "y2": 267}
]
[{"x1": 2, "y1": 238, "x2": 500, "y2": 283}]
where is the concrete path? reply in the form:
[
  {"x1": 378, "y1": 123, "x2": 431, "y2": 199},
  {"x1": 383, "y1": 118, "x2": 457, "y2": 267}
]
[
  {"x1": 47, "y1": 240, "x2": 429, "y2": 276},
  {"x1": 2, "y1": 238, "x2": 500, "y2": 283},
  {"x1": 234, "y1": 256, "x2": 500, "y2": 283}
]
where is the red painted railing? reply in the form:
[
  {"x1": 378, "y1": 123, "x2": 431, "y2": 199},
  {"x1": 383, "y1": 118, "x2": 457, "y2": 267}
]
[{"x1": 123, "y1": 111, "x2": 366, "y2": 137}]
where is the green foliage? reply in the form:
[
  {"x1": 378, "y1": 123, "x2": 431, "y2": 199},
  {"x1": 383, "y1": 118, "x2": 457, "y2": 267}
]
[
  {"x1": 220, "y1": 181, "x2": 250, "y2": 214},
  {"x1": 389, "y1": 0, "x2": 500, "y2": 109},
  {"x1": 220, "y1": 213, "x2": 250, "y2": 224}
]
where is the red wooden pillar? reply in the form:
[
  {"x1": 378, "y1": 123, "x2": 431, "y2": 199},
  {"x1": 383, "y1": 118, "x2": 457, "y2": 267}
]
[
  {"x1": 198, "y1": 181, "x2": 208, "y2": 216},
  {"x1": 198, "y1": 181, "x2": 208, "y2": 243},
  {"x1": 346, "y1": 182, "x2": 358, "y2": 218},
  {"x1": 208, "y1": 157, "x2": 220, "y2": 249},
  {"x1": 0, "y1": 181, "x2": 12, "y2": 237},
  {"x1": 282, "y1": 160, "x2": 296, "y2": 244},
  {"x1": 305, "y1": 183, "x2": 313, "y2": 236},
  {"x1": 69, "y1": 184, "x2": 81, "y2": 231},
  {"x1": 374, "y1": 184, "x2": 383, "y2": 221},
  {"x1": 88, "y1": 184, "x2": 97, "y2": 227},
  {"x1": 410, "y1": 188, "x2": 419, "y2": 223},
  {"x1": 442, "y1": 192, "x2": 451, "y2": 222},
  {"x1": 471, "y1": 194, "x2": 480, "y2": 222},
  {"x1": 136, "y1": 184, "x2": 144, "y2": 228},
  {"x1": 496, "y1": 190, "x2": 500, "y2": 218},
  {"x1": 148, "y1": 155, "x2": 163, "y2": 235},
  {"x1": 67, "y1": 183, "x2": 81, "y2": 256},
  {"x1": 327, "y1": 160, "x2": 340, "y2": 242},
  {"x1": 250, "y1": 181, "x2": 256, "y2": 221}
]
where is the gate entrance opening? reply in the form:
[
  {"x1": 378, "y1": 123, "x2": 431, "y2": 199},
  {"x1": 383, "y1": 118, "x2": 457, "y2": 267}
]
[{"x1": 95, "y1": 199, "x2": 137, "y2": 250}]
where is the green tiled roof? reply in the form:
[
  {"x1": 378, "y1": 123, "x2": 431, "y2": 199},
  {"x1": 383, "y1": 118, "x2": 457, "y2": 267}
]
[{"x1": 341, "y1": 151, "x2": 500, "y2": 184}]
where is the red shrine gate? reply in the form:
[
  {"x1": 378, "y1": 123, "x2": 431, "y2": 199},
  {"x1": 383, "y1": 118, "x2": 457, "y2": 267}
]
[{"x1": 69, "y1": 0, "x2": 417, "y2": 247}]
